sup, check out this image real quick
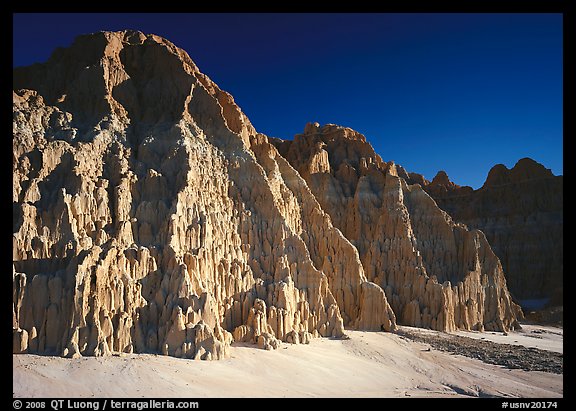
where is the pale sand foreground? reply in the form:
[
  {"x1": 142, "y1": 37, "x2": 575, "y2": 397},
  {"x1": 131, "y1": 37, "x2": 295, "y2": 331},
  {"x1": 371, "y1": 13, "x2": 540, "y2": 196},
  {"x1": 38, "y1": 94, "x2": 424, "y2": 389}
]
[{"x1": 13, "y1": 326, "x2": 562, "y2": 398}]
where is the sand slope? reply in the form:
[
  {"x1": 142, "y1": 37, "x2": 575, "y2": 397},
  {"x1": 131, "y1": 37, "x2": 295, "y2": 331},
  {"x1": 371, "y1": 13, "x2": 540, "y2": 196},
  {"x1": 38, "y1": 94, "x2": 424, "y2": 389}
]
[{"x1": 13, "y1": 327, "x2": 562, "y2": 398}]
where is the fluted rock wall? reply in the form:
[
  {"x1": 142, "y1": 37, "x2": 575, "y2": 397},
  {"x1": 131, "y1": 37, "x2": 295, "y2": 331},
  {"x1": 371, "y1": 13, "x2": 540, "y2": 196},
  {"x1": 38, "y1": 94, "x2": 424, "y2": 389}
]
[
  {"x1": 13, "y1": 31, "x2": 395, "y2": 359},
  {"x1": 419, "y1": 159, "x2": 563, "y2": 304},
  {"x1": 273, "y1": 123, "x2": 521, "y2": 332}
]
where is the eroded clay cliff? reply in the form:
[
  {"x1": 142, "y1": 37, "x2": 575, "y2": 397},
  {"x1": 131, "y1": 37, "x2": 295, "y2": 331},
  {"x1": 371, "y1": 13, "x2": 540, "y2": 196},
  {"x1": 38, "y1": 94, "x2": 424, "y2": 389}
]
[
  {"x1": 13, "y1": 31, "x2": 395, "y2": 359},
  {"x1": 273, "y1": 123, "x2": 521, "y2": 332},
  {"x1": 419, "y1": 159, "x2": 563, "y2": 305}
]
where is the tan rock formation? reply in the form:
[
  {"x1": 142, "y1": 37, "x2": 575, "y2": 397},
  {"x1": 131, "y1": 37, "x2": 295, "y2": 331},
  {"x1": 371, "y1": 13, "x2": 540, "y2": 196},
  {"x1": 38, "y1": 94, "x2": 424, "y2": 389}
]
[
  {"x1": 13, "y1": 31, "x2": 395, "y2": 359},
  {"x1": 274, "y1": 123, "x2": 521, "y2": 332},
  {"x1": 420, "y1": 159, "x2": 563, "y2": 305}
]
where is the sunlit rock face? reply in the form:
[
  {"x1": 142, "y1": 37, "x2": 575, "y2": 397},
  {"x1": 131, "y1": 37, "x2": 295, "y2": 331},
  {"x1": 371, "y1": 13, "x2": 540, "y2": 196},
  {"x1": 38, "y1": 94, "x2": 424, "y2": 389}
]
[
  {"x1": 13, "y1": 31, "x2": 397, "y2": 359},
  {"x1": 13, "y1": 30, "x2": 524, "y2": 360},
  {"x1": 273, "y1": 123, "x2": 521, "y2": 332}
]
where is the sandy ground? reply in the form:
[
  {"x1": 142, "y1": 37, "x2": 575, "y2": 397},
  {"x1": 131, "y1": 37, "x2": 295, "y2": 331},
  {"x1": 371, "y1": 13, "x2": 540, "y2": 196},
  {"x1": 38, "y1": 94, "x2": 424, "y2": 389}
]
[{"x1": 13, "y1": 325, "x2": 562, "y2": 398}]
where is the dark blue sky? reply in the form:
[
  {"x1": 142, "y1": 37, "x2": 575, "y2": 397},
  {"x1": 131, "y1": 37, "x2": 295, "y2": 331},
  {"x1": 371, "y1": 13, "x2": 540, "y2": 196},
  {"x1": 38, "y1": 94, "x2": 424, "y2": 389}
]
[{"x1": 13, "y1": 13, "x2": 563, "y2": 188}]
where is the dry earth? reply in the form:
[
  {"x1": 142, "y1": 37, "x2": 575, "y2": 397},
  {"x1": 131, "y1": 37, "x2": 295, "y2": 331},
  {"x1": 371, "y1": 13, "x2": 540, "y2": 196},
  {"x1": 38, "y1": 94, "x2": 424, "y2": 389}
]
[
  {"x1": 13, "y1": 324, "x2": 562, "y2": 398},
  {"x1": 397, "y1": 324, "x2": 562, "y2": 374}
]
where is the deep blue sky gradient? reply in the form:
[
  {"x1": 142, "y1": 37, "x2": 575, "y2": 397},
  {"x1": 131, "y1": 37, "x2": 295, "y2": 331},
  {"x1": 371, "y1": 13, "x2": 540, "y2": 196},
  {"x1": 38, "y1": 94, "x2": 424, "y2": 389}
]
[{"x1": 13, "y1": 13, "x2": 563, "y2": 188}]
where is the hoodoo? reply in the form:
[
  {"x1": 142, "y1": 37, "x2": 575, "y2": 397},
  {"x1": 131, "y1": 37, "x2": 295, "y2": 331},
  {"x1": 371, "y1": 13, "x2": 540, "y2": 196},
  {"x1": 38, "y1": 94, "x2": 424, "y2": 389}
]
[
  {"x1": 273, "y1": 123, "x2": 522, "y2": 332},
  {"x1": 12, "y1": 31, "x2": 395, "y2": 359},
  {"x1": 13, "y1": 31, "x2": 520, "y2": 360}
]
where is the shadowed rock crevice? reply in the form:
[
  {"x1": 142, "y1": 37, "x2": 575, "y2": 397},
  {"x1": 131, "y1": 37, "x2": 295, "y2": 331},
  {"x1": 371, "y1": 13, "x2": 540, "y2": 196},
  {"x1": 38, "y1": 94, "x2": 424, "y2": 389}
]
[{"x1": 417, "y1": 159, "x2": 562, "y2": 305}]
